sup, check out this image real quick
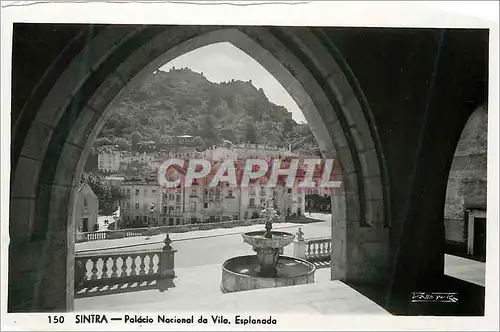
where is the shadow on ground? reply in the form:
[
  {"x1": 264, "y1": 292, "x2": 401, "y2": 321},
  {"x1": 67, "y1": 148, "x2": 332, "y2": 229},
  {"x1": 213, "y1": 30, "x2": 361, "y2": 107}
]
[
  {"x1": 347, "y1": 274, "x2": 485, "y2": 316},
  {"x1": 286, "y1": 216, "x2": 324, "y2": 224},
  {"x1": 75, "y1": 279, "x2": 176, "y2": 299}
]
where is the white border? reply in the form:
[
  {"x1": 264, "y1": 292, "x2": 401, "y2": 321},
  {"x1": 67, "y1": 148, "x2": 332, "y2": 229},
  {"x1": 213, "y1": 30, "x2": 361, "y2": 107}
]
[{"x1": 1, "y1": 1, "x2": 499, "y2": 331}]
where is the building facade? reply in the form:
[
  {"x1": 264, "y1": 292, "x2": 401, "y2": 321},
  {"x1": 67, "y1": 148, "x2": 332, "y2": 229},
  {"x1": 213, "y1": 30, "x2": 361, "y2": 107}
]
[
  {"x1": 75, "y1": 183, "x2": 99, "y2": 232},
  {"x1": 97, "y1": 145, "x2": 122, "y2": 173},
  {"x1": 119, "y1": 178, "x2": 163, "y2": 227}
]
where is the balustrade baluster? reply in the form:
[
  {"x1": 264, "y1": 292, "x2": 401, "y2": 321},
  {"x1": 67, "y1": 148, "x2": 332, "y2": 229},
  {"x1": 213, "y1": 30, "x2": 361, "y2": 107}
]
[
  {"x1": 153, "y1": 254, "x2": 160, "y2": 274},
  {"x1": 122, "y1": 256, "x2": 130, "y2": 277},
  {"x1": 147, "y1": 254, "x2": 154, "y2": 275},
  {"x1": 130, "y1": 256, "x2": 137, "y2": 277},
  {"x1": 101, "y1": 257, "x2": 109, "y2": 279},
  {"x1": 83, "y1": 259, "x2": 91, "y2": 281},
  {"x1": 90, "y1": 258, "x2": 99, "y2": 280},
  {"x1": 139, "y1": 254, "x2": 146, "y2": 276},
  {"x1": 110, "y1": 257, "x2": 118, "y2": 279}
]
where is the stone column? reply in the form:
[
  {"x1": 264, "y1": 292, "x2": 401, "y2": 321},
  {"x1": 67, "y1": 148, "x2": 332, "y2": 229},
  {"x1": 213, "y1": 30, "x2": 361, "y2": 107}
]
[
  {"x1": 293, "y1": 228, "x2": 306, "y2": 259},
  {"x1": 158, "y1": 233, "x2": 177, "y2": 291}
]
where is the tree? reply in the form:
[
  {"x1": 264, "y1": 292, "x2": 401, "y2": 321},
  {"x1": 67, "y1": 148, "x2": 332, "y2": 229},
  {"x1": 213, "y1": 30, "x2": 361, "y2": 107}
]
[
  {"x1": 131, "y1": 131, "x2": 142, "y2": 151},
  {"x1": 244, "y1": 119, "x2": 258, "y2": 143},
  {"x1": 220, "y1": 128, "x2": 236, "y2": 142},
  {"x1": 80, "y1": 172, "x2": 125, "y2": 215},
  {"x1": 93, "y1": 137, "x2": 112, "y2": 147},
  {"x1": 193, "y1": 136, "x2": 204, "y2": 147},
  {"x1": 201, "y1": 114, "x2": 219, "y2": 142},
  {"x1": 283, "y1": 118, "x2": 295, "y2": 134},
  {"x1": 114, "y1": 137, "x2": 130, "y2": 150}
]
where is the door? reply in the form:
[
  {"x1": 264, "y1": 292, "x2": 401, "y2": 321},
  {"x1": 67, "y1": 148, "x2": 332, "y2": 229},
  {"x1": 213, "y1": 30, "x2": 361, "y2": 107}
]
[
  {"x1": 473, "y1": 217, "x2": 486, "y2": 262},
  {"x1": 82, "y1": 218, "x2": 89, "y2": 232}
]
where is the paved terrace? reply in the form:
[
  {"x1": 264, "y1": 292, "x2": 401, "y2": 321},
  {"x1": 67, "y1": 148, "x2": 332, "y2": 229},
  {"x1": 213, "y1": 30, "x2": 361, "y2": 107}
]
[{"x1": 75, "y1": 265, "x2": 389, "y2": 315}]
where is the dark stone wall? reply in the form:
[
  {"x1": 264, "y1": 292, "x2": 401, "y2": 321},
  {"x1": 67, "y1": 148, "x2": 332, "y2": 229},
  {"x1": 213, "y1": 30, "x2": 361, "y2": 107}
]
[{"x1": 324, "y1": 28, "x2": 488, "y2": 309}]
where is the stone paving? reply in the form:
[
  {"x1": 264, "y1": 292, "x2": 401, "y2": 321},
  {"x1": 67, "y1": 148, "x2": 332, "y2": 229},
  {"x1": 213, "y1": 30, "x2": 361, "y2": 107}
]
[
  {"x1": 444, "y1": 254, "x2": 485, "y2": 286},
  {"x1": 74, "y1": 264, "x2": 389, "y2": 315}
]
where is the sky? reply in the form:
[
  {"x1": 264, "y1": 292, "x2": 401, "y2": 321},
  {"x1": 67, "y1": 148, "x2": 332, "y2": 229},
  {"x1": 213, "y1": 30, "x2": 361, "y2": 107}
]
[{"x1": 160, "y1": 42, "x2": 306, "y2": 123}]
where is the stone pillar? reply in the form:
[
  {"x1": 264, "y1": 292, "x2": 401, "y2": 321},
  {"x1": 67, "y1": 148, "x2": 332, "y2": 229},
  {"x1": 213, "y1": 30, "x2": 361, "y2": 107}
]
[
  {"x1": 293, "y1": 228, "x2": 306, "y2": 259},
  {"x1": 330, "y1": 190, "x2": 390, "y2": 284},
  {"x1": 158, "y1": 233, "x2": 177, "y2": 291}
]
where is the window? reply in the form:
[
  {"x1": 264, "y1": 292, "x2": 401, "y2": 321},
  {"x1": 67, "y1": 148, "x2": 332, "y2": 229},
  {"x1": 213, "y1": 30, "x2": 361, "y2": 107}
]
[
  {"x1": 163, "y1": 206, "x2": 167, "y2": 214},
  {"x1": 83, "y1": 197, "x2": 88, "y2": 207},
  {"x1": 204, "y1": 189, "x2": 208, "y2": 197},
  {"x1": 191, "y1": 188, "x2": 197, "y2": 196},
  {"x1": 191, "y1": 202, "x2": 196, "y2": 211},
  {"x1": 249, "y1": 198, "x2": 255, "y2": 207},
  {"x1": 144, "y1": 203, "x2": 148, "y2": 210},
  {"x1": 260, "y1": 198, "x2": 266, "y2": 205},
  {"x1": 169, "y1": 194, "x2": 175, "y2": 201},
  {"x1": 135, "y1": 203, "x2": 139, "y2": 210},
  {"x1": 152, "y1": 189, "x2": 156, "y2": 194},
  {"x1": 249, "y1": 187, "x2": 256, "y2": 196},
  {"x1": 144, "y1": 188, "x2": 148, "y2": 195},
  {"x1": 126, "y1": 202, "x2": 130, "y2": 208},
  {"x1": 176, "y1": 195, "x2": 181, "y2": 202},
  {"x1": 135, "y1": 189, "x2": 140, "y2": 196},
  {"x1": 204, "y1": 202, "x2": 209, "y2": 209},
  {"x1": 228, "y1": 189, "x2": 233, "y2": 197},
  {"x1": 288, "y1": 188, "x2": 292, "y2": 194}
]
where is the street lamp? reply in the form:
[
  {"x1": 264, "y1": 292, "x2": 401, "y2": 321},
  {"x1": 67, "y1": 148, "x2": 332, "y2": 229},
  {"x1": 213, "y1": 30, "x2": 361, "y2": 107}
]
[{"x1": 149, "y1": 203, "x2": 155, "y2": 228}]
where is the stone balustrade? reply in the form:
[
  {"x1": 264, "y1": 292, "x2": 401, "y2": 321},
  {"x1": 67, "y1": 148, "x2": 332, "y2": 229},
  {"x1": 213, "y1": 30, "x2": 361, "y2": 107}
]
[
  {"x1": 305, "y1": 238, "x2": 332, "y2": 262},
  {"x1": 75, "y1": 217, "x2": 280, "y2": 243},
  {"x1": 293, "y1": 228, "x2": 332, "y2": 264},
  {"x1": 74, "y1": 233, "x2": 177, "y2": 297}
]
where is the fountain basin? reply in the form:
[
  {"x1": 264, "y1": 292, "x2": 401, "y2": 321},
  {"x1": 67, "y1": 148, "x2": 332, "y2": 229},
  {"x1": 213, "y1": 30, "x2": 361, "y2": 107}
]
[
  {"x1": 242, "y1": 231, "x2": 295, "y2": 249},
  {"x1": 221, "y1": 255, "x2": 316, "y2": 293}
]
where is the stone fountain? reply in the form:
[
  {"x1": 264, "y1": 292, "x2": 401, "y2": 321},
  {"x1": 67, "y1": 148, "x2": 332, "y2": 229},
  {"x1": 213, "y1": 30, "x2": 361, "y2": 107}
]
[{"x1": 221, "y1": 199, "x2": 316, "y2": 293}]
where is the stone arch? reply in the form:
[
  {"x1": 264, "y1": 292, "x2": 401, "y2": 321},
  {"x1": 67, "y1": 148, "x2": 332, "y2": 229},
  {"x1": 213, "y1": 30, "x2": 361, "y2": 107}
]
[
  {"x1": 444, "y1": 105, "x2": 488, "y2": 256},
  {"x1": 10, "y1": 26, "x2": 389, "y2": 311}
]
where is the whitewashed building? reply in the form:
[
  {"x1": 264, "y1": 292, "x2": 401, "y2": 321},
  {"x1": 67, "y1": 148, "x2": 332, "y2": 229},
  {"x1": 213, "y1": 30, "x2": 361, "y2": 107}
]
[{"x1": 75, "y1": 183, "x2": 99, "y2": 232}]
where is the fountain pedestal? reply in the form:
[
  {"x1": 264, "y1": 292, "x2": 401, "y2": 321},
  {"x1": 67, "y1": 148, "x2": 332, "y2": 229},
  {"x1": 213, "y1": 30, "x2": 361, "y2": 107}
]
[{"x1": 254, "y1": 247, "x2": 283, "y2": 277}]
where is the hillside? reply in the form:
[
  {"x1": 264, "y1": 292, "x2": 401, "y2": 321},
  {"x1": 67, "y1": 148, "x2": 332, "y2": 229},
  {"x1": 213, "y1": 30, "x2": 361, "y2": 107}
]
[{"x1": 96, "y1": 67, "x2": 319, "y2": 152}]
